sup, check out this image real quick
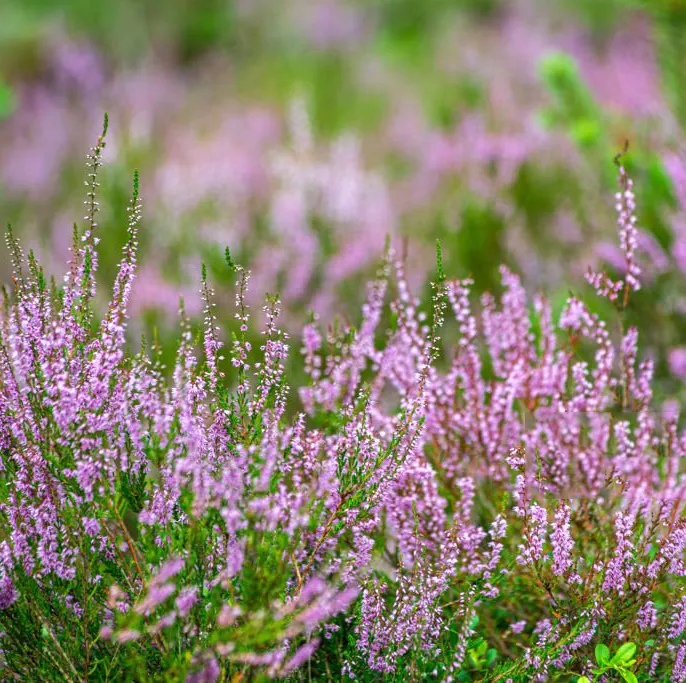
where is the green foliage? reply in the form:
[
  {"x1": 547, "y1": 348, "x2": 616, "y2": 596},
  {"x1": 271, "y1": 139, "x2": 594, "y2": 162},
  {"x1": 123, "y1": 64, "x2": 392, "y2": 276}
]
[
  {"x1": 592, "y1": 641, "x2": 639, "y2": 682},
  {"x1": 460, "y1": 637, "x2": 498, "y2": 677},
  {"x1": 0, "y1": 78, "x2": 15, "y2": 119},
  {"x1": 538, "y1": 51, "x2": 606, "y2": 160}
]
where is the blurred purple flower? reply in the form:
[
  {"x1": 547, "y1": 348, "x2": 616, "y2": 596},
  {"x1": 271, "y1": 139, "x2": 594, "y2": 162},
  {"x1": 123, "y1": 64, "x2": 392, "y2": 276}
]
[{"x1": 669, "y1": 348, "x2": 686, "y2": 380}]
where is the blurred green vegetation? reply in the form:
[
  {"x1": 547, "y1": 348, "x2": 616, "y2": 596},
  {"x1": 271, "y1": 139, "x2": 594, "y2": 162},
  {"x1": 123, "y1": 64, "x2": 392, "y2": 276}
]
[{"x1": 4, "y1": 0, "x2": 686, "y2": 399}]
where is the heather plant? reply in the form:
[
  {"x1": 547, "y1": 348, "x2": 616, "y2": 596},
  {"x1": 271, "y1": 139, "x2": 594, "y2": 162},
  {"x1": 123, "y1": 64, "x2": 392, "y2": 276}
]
[
  {"x1": 0, "y1": 120, "x2": 431, "y2": 681},
  {"x1": 537, "y1": 47, "x2": 686, "y2": 393},
  {"x1": 4, "y1": 122, "x2": 686, "y2": 683},
  {"x1": 298, "y1": 154, "x2": 686, "y2": 681}
]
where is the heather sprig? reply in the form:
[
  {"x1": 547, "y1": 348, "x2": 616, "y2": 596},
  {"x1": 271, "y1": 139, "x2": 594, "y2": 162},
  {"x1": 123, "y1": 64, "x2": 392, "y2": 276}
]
[{"x1": 586, "y1": 144, "x2": 642, "y2": 308}]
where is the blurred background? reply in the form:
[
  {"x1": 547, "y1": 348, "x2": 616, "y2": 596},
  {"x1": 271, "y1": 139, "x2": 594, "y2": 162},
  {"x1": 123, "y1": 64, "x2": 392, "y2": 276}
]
[{"x1": 3, "y1": 0, "x2": 686, "y2": 402}]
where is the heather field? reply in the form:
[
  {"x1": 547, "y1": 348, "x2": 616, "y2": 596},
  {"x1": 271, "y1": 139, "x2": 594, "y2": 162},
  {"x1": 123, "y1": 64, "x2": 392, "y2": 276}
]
[{"x1": 4, "y1": 1, "x2": 686, "y2": 681}]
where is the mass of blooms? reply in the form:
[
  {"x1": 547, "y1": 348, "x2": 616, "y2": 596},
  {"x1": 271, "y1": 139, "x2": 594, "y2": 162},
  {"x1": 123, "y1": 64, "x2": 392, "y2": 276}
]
[{"x1": 2, "y1": 125, "x2": 686, "y2": 682}]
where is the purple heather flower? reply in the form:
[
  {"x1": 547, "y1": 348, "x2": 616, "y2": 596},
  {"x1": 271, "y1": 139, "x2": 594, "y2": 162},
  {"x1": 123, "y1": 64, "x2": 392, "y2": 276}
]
[
  {"x1": 551, "y1": 504, "x2": 574, "y2": 576},
  {"x1": 175, "y1": 586, "x2": 199, "y2": 618},
  {"x1": 0, "y1": 575, "x2": 17, "y2": 610},
  {"x1": 511, "y1": 620, "x2": 527, "y2": 634}
]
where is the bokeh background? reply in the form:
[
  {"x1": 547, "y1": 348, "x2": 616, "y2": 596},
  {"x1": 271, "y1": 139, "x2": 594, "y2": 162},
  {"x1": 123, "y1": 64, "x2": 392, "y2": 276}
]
[{"x1": 3, "y1": 0, "x2": 686, "y2": 402}]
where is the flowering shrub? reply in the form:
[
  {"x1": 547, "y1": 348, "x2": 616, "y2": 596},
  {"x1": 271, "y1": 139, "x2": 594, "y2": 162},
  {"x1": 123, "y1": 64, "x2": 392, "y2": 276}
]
[{"x1": 2, "y1": 125, "x2": 686, "y2": 682}]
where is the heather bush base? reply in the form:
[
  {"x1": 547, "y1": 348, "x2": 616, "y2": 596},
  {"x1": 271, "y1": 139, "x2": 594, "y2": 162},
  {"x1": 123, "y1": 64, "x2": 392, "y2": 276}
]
[{"x1": 2, "y1": 127, "x2": 686, "y2": 682}]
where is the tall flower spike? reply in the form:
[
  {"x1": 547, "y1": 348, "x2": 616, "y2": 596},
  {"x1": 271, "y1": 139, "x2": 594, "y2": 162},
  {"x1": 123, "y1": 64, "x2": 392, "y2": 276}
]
[
  {"x1": 99, "y1": 169, "x2": 141, "y2": 351},
  {"x1": 586, "y1": 145, "x2": 641, "y2": 306},
  {"x1": 58, "y1": 115, "x2": 109, "y2": 343},
  {"x1": 80, "y1": 112, "x2": 109, "y2": 298},
  {"x1": 201, "y1": 262, "x2": 224, "y2": 393}
]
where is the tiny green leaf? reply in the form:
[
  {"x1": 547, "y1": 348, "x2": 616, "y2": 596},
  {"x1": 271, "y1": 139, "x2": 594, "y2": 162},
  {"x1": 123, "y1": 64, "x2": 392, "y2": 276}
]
[
  {"x1": 435, "y1": 238, "x2": 445, "y2": 283},
  {"x1": 225, "y1": 246, "x2": 236, "y2": 271},
  {"x1": 595, "y1": 643, "x2": 610, "y2": 666},
  {"x1": 0, "y1": 80, "x2": 16, "y2": 119},
  {"x1": 612, "y1": 642, "x2": 637, "y2": 665},
  {"x1": 132, "y1": 169, "x2": 140, "y2": 200},
  {"x1": 619, "y1": 669, "x2": 638, "y2": 683}
]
